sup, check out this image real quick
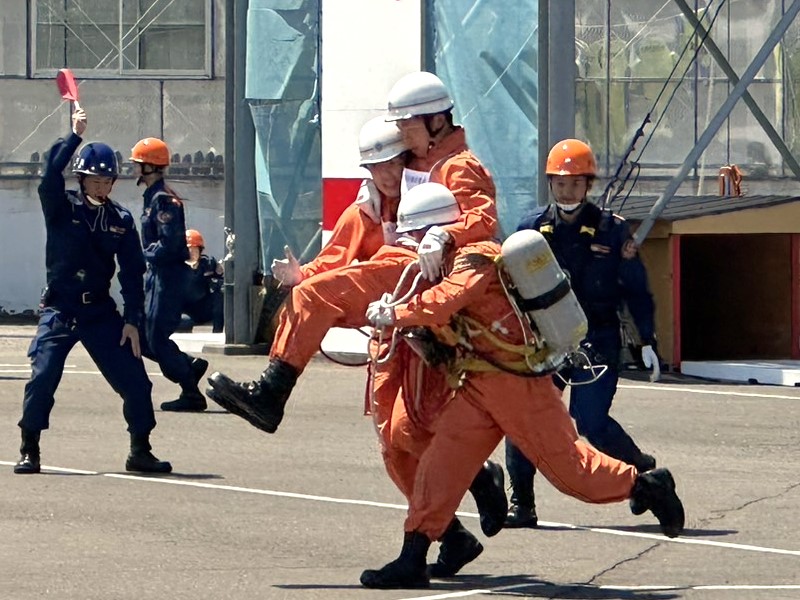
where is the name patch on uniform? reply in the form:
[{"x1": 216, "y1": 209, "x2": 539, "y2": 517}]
[
  {"x1": 579, "y1": 225, "x2": 596, "y2": 236},
  {"x1": 109, "y1": 225, "x2": 126, "y2": 235}
]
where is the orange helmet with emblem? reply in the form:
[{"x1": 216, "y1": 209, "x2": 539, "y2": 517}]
[
  {"x1": 130, "y1": 137, "x2": 171, "y2": 167},
  {"x1": 186, "y1": 229, "x2": 205, "y2": 248},
  {"x1": 546, "y1": 139, "x2": 597, "y2": 176}
]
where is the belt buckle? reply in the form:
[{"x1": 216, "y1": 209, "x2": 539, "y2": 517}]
[{"x1": 81, "y1": 291, "x2": 91, "y2": 304}]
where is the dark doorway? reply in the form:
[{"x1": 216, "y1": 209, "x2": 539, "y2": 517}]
[{"x1": 680, "y1": 234, "x2": 791, "y2": 360}]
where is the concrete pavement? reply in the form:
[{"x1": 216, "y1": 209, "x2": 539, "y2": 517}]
[{"x1": 1, "y1": 325, "x2": 799, "y2": 599}]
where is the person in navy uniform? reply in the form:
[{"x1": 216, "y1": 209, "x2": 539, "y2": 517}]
[
  {"x1": 181, "y1": 229, "x2": 224, "y2": 333},
  {"x1": 14, "y1": 107, "x2": 171, "y2": 475},
  {"x1": 504, "y1": 139, "x2": 660, "y2": 527},
  {"x1": 130, "y1": 137, "x2": 209, "y2": 412}
]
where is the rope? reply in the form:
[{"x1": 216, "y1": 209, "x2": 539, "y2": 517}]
[{"x1": 365, "y1": 260, "x2": 426, "y2": 446}]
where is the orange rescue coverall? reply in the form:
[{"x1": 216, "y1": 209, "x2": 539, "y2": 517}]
[
  {"x1": 407, "y1": 126, "x2": 497, "y2": 248},
  {"x1": 270, "y1": 126, "x2": 497, "y2": 373},
  {"x1": 369, "y1": 125, "x2": 499, "y2": 499},
  {"x1": 387, "y1": 240, "x2": 637, "y2": 539},
  {"x1": 269, "y1": 126, "x2": 498, "y2": 503},
  {"x1": 299, "y1": 195, "x2": 398, "y2": 280}
]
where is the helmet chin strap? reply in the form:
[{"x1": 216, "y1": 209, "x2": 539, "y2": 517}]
[
  {"x1": 556, "y1": 200, "x2": 584, "y2": 214},
  {"x1": 84, "y1": 194, "x2": 108, "y2": 206},
  {"x1": 137, "y1": 163, "x2": 161, "y2": 187}
]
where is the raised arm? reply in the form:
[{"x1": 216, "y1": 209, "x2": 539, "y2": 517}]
[{"x1": 38, "y1": 108, "x2": 87, "y2": 223}]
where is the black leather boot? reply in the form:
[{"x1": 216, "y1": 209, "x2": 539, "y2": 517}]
[
  {"x1": 428, "y1": 518, "x2": 483, "y2": 578},
  {"x1": 190, "y1": 357, "x2": 210, "y2": 384},
  {"x1": 505, "y1": 501, "x2": 538, "y2": 528},
  {"x1": 160, "y1": 389, "x2": 207, "y2": 412},
  {"x1": 14, "y1": 429, "x2": 41, "y2": 474},
  {"x1": 505, "y1": 471, "x2": 538, "y2": 528},
  {"x1": 126, "y1": 433, "x2": 172, "y2": 473},
  {"x1": 360, "y1": 531, "x2": 431, "y2": 589},
  {"x1": 635, "y1": 452, "x2": 657, "y2": 472},
  {"x1": 629, "y1": 453, "x2": 658, "y2": 515},
  {"x1": 630, "y1": 467, "x2": 684, "y2": 538},
  {"x1": 468, "y1": 460, "x2": 508, "y2": 537},
  {"x1": 161, "y1": 358, "x2": 209, "y2": 412},
  {"x1": 206, "y1": 359, "x2": 299, "y2": 433}
]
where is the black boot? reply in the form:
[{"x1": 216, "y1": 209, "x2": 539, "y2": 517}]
[
  {"x1": 468, "y1": 460, "x2": 508, "y2": 537},
  {"x1": 126, "y1": 433, "x2": 172, "y2": 474},
  {"x1": 14, "y1": 429, "x2": 41, "y2": 474},
  {"x1": 360, "y1": 531, "x2": 431, "y2": 589},
  {"x1": 206, "y1": 359, "x2": 299, "y2": 433},
  {"x1": 160, "y1": 389, "x2": 207, "y2": 412},
  {"x1": 629, "y1": 453, "x2": 658, "y2": 515},
  {"x1": 635, "y1": 452, "x2": 657, "y2": 472},
  {"x1": 505, "y1": 501, "x2": 538, "y2": 528},
  {"x1": 190, "y1": 357, "x2": 210, "y2": 384},
  {"x1": 505, "y1": 475, "x2": 538, "y2": 528},
  {"x1": 630, "y1": 467, "x2": 685, "y2": 538},
  {"x1": 428, "y1": 518, "x2": 483, "y2": 578},
  {"x1": 161, "y1": 358, "x2": 209, "y2": 412}
]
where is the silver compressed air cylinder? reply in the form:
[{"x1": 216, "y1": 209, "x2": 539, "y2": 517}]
[{"x1": 501, "y1": 229, "x2": 588, "y2": 361}]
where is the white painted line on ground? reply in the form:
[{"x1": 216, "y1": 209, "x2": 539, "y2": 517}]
[
  {"x1": 4, "y1": 367, "x2": 798, "y2": 399},
  {"x1": 619, "y1": 383, "x2": 800, "y2": 400},
  {"x1": 398, "y1": 582, "x2": 800, "y2": 600},
  {"x1": 3, "y1": 460, "x2": 799, "y2": 558},
  {"x1": 3, "y1": 364, "x2": 799, "y2": 399},
  {"x1": 0, "y1": 364, "x2": 75, "y2": 368}
]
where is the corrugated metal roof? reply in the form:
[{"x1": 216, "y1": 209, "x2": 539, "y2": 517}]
[{"x1": 615, "y1": 194, "x2": 800, "y2": 222}]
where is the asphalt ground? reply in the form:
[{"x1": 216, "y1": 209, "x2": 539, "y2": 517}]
[{"x1": 1, "y1": 325, "x2": 799, "y2": 600}]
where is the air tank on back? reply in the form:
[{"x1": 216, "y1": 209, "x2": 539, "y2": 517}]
[{"x1": 501, "y1": 229, "x2": 588, "y2": 369}]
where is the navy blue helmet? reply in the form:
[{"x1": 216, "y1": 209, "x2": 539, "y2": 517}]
[{"x1": 72, "y1": 142, "x2": 119, "y2": 178}]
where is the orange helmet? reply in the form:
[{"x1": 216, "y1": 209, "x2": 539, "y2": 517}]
[
  {"x1": 546, "y1": 139, "x2": 597, "y2": 176},
  {"x1": 130, "y1": 137, "x2": 170, "y2": 167},
  {"x1": 186, "y1": 229, "x2": 205, "y2": 248}
]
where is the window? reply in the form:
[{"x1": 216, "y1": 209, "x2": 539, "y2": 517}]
[
  {"x1": 32, "y1": 0, "x2": 212, "y2": 78},
  {"x1": 576, "y1": 0, "x2": 789, "y2": 177}
]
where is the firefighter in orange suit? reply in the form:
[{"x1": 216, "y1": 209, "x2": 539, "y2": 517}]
[
  {"x1": 206, "y1": 71, "x2": 498, "y2": 430},
  {"x1": 359, "y1": 187, "x2": 686, "y2": 590},
  {"x1": 387, "y1": 71, "x2": 497, "y2": 281},
  {"x1": 207, "y1": 86, "x2": 507, "y2": 573},
  {"x1": 270, "y1": 116, "x2": 408, "y2": 288}
]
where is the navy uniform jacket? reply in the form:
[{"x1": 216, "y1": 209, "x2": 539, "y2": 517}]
[
  {"x1": 38, "y1": 133, "x2": 145, "y2": 325},
  {"x1": 184, "y1": 255, "x2": 223, "y2": 305},
  {"x1": 140, "y1": 179, "x2": 189, "y2": 268},
  {"x1": 517, "y1": 202, "x2": 655, "y2": 344}
]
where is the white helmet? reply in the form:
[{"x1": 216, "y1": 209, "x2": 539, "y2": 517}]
[
  {"x1": 358, "y1": 117, "x2": 407, "y2": 166},
  {"x1": 386, "y1": 72, "x2": 454, "y2": 122},
  {"x1": 396, "y1": 182, "x2": 460, "y2": 233}
]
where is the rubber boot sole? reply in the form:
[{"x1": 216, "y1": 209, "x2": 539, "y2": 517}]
[
  {"x1": 206, "y1": 374, "x2": 280, "y2": 433},
  {"x1": 14, "y1": 459, "x2": 41, "y2": 474}
]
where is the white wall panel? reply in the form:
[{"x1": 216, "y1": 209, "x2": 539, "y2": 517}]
[{"x1": 320, "y1": 0, "x2": 422, "y2": 178}]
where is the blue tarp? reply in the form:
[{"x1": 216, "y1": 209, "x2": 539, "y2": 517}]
[{"x1": 430, "y1": 0, "x2": 539, "y2": 235}]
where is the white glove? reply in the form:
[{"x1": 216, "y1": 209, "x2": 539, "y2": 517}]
[
  {"x1": 641, "y1": 344, "x2": 661, "y2": 382},
  {"x1": 417, "y1": 225, "x2": 450, "y2": 282},
  {"x1": 366, "y1": 294, "x2": 396, "y2": 328},
  {"x1": 271, "y1": 245, "x2": 303, "y2": 287}
]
